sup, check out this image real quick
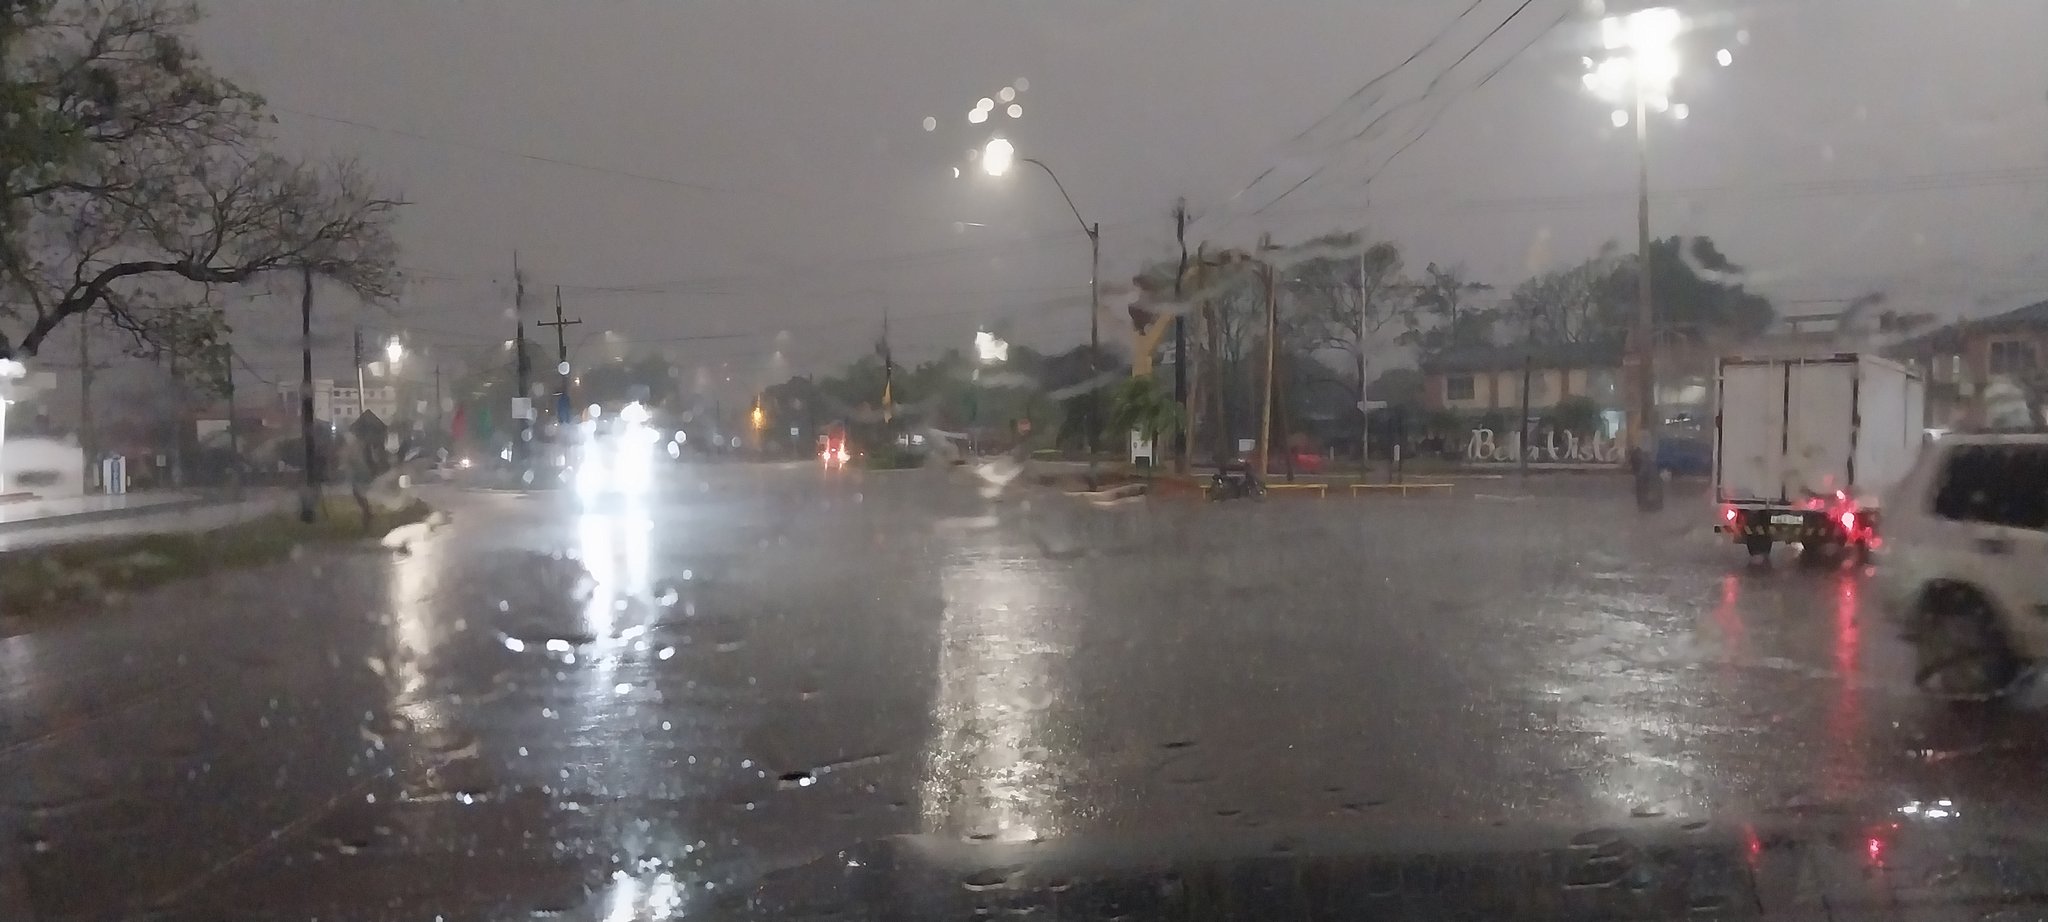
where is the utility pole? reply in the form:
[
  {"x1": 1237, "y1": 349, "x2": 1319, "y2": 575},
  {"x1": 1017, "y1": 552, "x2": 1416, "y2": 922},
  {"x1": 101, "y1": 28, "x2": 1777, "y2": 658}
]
[
  {"x1": 1086, "y1": 221, "x2": 1100, "y2": 458},
  {"x1": 166, "y1": 349, "x2": 184, "y2": 487},
  {"x1": 539, "y1": 284, "x2": 582, "y2": 424},
  {"x1": 224, "y1": 340, "x2": 240, "y2": 492},
  {"x1": 77, "y1": 319, "x2": 95, "y2": 487},
  {"x1": 1185, "y1": 244, "x2": 1206, "y2": 467},
  {"x1": 1357, "y1": 245, "x2": 1371, "y2": 476},
  {"x1": 1518, "y1": 350, "x2": 1533, "y2": 478},
  {"x1": 433, "y1": 360, "x2": 444, "y2": 445},
  {"x1": 880, "y1": 299, "x2": 894, "y2": 422},
  {"x1": 1206, "y1": 247, "x2": 1228, "y2": 463},
  {"x1": 1257, "y1": 233, "x2": 1277, "y2": 479},
  {"x1": 1171, "y1": 200, "x2": 1189, "y2": 473},
  {"x1": 512, "y1": 252, "x2": 532, "y2": 467},
  {"x1": 298, "y1": 265, "x2": 317, "y2": 523},
  {"x1": 1630, "y1": 77, "x2": 1663, "y2": 511},
  {"x1": 352, "y1": 325, "x2": 367, "y2": 420}
]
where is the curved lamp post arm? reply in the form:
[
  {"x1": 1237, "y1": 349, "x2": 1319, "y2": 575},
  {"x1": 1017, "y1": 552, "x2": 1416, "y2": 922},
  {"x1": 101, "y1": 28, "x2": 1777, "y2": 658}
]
[{"x1": 1021, "y1": 157, "x2": 1092, "y2": 238}]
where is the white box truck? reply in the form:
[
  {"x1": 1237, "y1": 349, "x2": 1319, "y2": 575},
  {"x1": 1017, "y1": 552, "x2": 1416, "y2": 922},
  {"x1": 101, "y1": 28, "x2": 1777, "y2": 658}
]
[{"x1": 1713, "y1": 352, "x2": 1926, "y2": 561}]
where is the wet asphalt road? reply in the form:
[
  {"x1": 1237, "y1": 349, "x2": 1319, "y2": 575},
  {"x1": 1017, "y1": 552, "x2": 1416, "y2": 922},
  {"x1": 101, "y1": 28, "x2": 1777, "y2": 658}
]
[{"x1": 3, "y1": 461, "x2": 2047, "y2": 920}]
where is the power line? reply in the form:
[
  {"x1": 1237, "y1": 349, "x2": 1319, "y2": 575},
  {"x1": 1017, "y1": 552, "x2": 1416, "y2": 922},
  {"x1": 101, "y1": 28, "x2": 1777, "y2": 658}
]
[
  {"x1": 1342, "y1": 2, "x2": 1569, "y2": 200},
  {"x1": 1206, "y1": 0, "x2": 1492, "y2": 219},
  {"x1": 1239, "y1": 164, "x2": 2048, "y2": 226},
  {"x1": 1249, "y1": 0, "x2": 1556, "y2": 217}
]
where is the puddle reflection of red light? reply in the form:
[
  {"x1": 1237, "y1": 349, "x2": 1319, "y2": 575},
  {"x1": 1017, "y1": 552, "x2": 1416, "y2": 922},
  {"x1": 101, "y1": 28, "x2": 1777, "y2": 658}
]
[
  {"x1": 1835, "y1": 579, "x2": 1860, "y2": 677},
  {"x1": 1824, "y1": 577, "x2": 1864, "y2": 799},
  {"x1": 1714, "y1": 575, "x2": 1745, "y2": 661}
]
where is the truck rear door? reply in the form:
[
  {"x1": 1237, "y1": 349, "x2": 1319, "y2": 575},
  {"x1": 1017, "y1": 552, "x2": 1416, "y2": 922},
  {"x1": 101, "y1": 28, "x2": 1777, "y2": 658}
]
[
  {"x1": 1785, "y1": 360, "x2": 1858, "y2": 500},
  {"x1": 1717, "y1": 360, "x2": 1788, "y2": 503},
  {"x1": 1851, "y1": 355, "x2": 1922, "y2": 500}
]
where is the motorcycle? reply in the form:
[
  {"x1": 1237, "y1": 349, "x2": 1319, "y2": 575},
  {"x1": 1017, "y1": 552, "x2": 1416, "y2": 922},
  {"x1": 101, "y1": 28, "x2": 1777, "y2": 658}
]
[{"x1": 1210, "y1": 457, "x2": 1264, "y2": 501}]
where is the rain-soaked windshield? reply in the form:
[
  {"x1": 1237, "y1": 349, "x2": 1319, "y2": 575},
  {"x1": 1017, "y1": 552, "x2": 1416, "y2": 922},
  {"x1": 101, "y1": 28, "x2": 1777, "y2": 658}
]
[{"x1": 3, "y1": 1, "x2": 2047, "y2": 919}]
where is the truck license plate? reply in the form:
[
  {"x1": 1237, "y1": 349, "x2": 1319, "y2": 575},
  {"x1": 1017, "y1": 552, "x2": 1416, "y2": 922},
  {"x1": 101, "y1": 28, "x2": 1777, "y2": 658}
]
[{"x1": 1772, "y1": 514, "x2": 1804, "y2": 526}]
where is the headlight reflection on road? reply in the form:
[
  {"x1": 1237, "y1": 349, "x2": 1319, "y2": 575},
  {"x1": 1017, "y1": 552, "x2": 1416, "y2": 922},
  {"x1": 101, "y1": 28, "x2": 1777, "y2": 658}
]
[
  {"x1": 575, "y1": 509, "x2": 654, "y2": 652},
  {"x1": 384, "y1": 511, "x2": 457, "y2": 795}
]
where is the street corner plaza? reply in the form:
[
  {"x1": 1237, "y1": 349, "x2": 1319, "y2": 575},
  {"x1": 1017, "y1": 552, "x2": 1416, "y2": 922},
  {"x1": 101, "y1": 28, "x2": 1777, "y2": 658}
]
[{"x1": 4, "y1": 463, "x2": 2044, "y2": 920}]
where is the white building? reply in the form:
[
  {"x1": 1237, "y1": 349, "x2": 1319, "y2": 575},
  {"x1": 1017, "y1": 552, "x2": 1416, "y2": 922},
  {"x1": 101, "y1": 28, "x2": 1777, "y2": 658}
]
[{"x1": 277, "y1": 378, "x2": 401, "y2": 427}]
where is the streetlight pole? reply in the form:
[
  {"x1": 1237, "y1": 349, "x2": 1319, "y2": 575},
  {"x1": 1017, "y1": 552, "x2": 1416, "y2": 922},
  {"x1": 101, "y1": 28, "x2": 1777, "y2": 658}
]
[
  {"x1": 981, "y1": 141, "x2": 1101, "y2": 455},
  {"x1": 1632, "y1": 78, "x2": 1660, "y2": 510},
  {"x1": 1586, "y1": 6, "x2": 1686, "y2": 513},
  {"x1": 1251, "y1": 236, "x2": 1278, "y2": 479}
]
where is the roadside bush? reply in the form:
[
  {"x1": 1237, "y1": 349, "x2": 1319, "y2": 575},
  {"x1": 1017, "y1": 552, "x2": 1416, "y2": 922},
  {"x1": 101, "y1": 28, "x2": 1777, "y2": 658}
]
[
  {"x1": 863, "y1": 446, "x2": 923, "y2": 470},
  {"x1": 1544, "y1": 395, "x2": 1602, "y2": 436}
]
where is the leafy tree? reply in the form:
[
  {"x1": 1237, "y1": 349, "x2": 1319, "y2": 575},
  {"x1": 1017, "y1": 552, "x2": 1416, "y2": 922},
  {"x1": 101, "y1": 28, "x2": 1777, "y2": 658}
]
[
  {"x1": 1503, "y1": 247, "x2": 1628, "y2": 347},
  {"x1": 0, "y1": 0, "x2": 401, "y2": 360},
  {"x1": 1280, "y1": 231, "x2": 1413, "y2": 460},
  {"x1": 1283, "y1": 232, "x2": 1414, "y2": 367},
  {"x1": 1407, "y1": 262, "x2": 1495, "y2": 357},
  {"x1": 1107, "y1": 375, "x2": 1182, "y2": 446},
  {"x1": 1543, "y1": 395, "x2": 1602, "y2": 436},
  {"x1": 1602, "y1": 236, "x2": 1774, "y2": 345}
]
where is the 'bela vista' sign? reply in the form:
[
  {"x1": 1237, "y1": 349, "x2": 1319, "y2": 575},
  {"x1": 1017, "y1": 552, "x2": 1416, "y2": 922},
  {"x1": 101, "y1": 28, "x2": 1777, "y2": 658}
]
[{"x1": 1465, "y1": 428, "x2": 1624, "y2": 465}]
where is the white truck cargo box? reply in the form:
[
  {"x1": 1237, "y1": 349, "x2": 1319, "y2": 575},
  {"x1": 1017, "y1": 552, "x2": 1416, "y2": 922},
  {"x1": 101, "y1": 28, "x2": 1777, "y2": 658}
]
[{"x1": 1713, "y1": 352, "x2": 1925, "y2": 558}]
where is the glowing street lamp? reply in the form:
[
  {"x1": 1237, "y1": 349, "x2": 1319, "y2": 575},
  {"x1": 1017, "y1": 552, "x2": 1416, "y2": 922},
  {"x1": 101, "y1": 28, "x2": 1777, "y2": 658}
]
[
  {"x1": 1580, "y1": 5, "x2": 1707, "y2": 513},
  {"x1": 385, "y1": 337, "x2": 404, "y2": 364},
  {"x1": 974, "y1": 329, "x2": 1009, "y2": 365},
  {"x1": 980, "y1": 137, "x2": 1016, "y2": 177},
  {"x1": 977, "y1": 135, "x2": 1101, "y2": 454}
]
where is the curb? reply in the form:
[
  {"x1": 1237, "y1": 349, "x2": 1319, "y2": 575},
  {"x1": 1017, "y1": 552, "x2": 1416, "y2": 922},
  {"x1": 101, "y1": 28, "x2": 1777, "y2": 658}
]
[{"x1": 0, "y1": 496, "x2": 219, "y2": 535}]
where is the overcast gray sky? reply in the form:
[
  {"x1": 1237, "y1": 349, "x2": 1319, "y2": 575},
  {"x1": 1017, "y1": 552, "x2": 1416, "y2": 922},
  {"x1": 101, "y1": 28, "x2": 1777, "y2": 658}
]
[{"x1": 190, "y1": 0, "x2": 2048, "y2": 398}]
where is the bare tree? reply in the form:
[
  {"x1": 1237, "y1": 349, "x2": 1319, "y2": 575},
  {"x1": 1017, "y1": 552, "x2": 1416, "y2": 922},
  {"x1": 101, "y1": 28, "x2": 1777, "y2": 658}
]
[
  {"x1": 1283, "y1": 233, "x2": 1413, "y2": 386},
  {"x1": 1407, "y1": 262, "x2": 1495, "y2": 357},
  {"x1": 1504, "y1": 247, "x2": 1626, "y2": 347},
  {"x1": 0, "y1": 0, "x2": 401, "y2": 360}
]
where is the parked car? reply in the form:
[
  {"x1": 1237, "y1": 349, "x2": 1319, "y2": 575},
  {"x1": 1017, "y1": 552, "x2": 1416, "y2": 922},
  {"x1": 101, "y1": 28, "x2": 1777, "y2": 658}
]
[
  {"x1": 1267, "y1": 451, "x2": 1324, "y2": 475},
  {"x1": 1877, "y1": 432, "x2": 2048, "y2": 699}
]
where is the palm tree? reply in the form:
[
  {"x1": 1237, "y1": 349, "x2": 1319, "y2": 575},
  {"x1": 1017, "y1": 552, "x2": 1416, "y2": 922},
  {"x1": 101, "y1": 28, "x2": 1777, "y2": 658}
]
[{"x1": 1107, "y1": 376, "x2": 1183, "y2": 459}]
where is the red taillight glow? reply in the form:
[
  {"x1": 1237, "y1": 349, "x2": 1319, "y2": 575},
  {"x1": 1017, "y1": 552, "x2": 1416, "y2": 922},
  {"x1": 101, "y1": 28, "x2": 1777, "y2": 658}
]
[
  {"x1": 1724, "y1": 507, "x2": 1738, "y2": 522},
  {"x1": 1840, "y1": 510, "x2": 1857, "y2": 532}
]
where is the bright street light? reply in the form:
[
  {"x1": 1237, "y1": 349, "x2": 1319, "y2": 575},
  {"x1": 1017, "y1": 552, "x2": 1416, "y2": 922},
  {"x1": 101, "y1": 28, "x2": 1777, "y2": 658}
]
[
  {"x1": 385, "y1": 337, "x2": 404, "y2": 363},
  {"x1": 972, "y1": 136, "x2": 1100, "y2": 454},
  {"x1": 974, "y1": 329, "x2": 1009, "y2": 364},
  {"x1": 981, "y1": 137, "x2": 1015, "y2": 177},
  {"x1": 1581, "y1": 5, "x2": 1704, "y2": 514}
]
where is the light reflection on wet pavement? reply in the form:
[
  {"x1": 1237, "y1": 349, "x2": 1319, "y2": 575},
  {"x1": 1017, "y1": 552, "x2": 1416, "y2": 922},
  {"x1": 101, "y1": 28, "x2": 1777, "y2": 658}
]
[{"x1": 4, "y1": 463, "x2": 2047, "y2": 919}]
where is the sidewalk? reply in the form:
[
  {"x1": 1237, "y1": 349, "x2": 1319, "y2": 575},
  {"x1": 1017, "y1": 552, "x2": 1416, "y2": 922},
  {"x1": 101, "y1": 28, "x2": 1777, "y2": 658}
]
[
  {"x1": 0, "y1": 490, "x2": 293, "y2": 552},
  {"x1": 0, "y1": 491, "x2": 210, "y2": 528}
]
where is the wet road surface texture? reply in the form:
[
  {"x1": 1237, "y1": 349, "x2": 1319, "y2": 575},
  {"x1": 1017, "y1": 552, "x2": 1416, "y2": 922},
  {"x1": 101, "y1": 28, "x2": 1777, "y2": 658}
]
[{"x1": 3, "y1": 462, "x2": 2046, "y2": 919}]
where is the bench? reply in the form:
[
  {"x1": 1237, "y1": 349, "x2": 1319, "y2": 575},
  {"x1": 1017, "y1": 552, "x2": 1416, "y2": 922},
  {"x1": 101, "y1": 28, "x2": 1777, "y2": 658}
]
[
  {"x1": 1197, "y1": 481, "x2": 1328, "y2": 498},
  {"x1": 1349, "y1": 482, "x2": 1454, "y2": 497}
]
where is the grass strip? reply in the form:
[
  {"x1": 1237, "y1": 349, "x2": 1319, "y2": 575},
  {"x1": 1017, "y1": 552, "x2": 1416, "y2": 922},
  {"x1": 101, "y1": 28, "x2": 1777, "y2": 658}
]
[{"x1": 0, "y1": 497, "x2": 432, "y2": 616}]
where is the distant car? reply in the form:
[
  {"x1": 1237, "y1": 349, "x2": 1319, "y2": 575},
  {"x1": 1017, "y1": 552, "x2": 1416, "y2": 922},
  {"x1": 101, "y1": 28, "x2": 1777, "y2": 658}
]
[
  {"x1": 1877, "y1": 432, "x2": 2048, "y2": 699},
  {"x1": 1267, "y1": 451, "x2": 1324, "y2": 475}
]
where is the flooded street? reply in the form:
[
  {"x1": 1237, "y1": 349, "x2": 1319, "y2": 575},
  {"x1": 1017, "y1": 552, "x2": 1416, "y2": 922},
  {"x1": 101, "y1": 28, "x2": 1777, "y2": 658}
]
[{"x1": 4, "y1": 464, "x2": 2045, "y2": 919}]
